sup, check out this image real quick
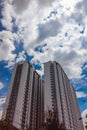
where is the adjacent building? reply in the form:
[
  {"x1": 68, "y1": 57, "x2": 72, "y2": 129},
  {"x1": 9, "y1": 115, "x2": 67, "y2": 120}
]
[
  {"x1": 2, "y1": 61, "x2": 44, "y2": 130},
  {"x1": 44, "y1": 61, "x2": 84, "y2": 130}
]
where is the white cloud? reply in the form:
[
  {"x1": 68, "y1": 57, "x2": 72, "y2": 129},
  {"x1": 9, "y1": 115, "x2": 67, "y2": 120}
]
[
  {"x1": 0, "y1": 110, "x2": 3, "y2": 120},
  {"x1": 1, "y1": 1, "x2": 15, "y2": 31},
  {"x1": 0, "y1": 97, "x2": 6, "y2": 119},
  {"x1": 29, "y1": 30, "x2": 87, "y2": 78},
  {"x1": 0, "y1": 97, "x2": 6, "y2": 105},
  {"x1": 0, "y1": 82, "x2": 4, "y2": 90},
  {"x1": 82, "y1": 109, "x2": 87, "y2": 117},
  {"x1": 0, "y1": 31, "x2": 16, "y2": 61},
  {"x1": 1, "y1": 0, "x2": 87, "y2": 80},
  {"x1": 76, "y1": 0, "x2": 87, "y2": 13},
  {"x1": 24, "y1": 0, "x2": 87, "y2": 79},
  {"x1": 13, "y1": 0, "x2": 54, "y2": 14},
  {"x1": 15, "y1": 51, "x2": 26, "y2": 63},
  {"x1": 13, "y1": 0, "x2": 30, "y2": 14},
  {"x1": 76, "y1": 91, "x2": 87, "y2": 98},
  {"x1": 5, "y1": 51, "x2": 26, "y2": 68},
  {"x1": 81, "y1": 109, "x2": 87, "y2": 130},
  {"x1": 37, "y1": 19, "x2": 62, "y2": 43}
]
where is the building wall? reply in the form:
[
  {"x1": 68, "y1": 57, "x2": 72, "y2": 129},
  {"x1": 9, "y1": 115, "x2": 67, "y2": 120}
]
[
  {"x1": 26, "y1": 65, "x2": 34, "y2": 128},
  {"x1": 13, "y1": 61, "x2": 29, "y2": 128},
  {"x1": 44, "y1": 61, "x2": 84, "y2": 130},
  {"x1": 2, "y1": 61, "x2": 44, "y2": 130},
  {"x1": 54, "y1": 62, "x2": 71, "y2": 129},
  {"x1": 53, "y1": 62, "x2": 63, "y2": 124},
  {"x1": 2, "y1": 64, "x2": 18, "y2": 119}
]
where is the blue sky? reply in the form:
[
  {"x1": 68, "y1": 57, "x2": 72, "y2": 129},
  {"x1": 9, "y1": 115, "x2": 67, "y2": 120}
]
[{"x1": 0, "y1": 0, "x2": 87, "y2": 122}]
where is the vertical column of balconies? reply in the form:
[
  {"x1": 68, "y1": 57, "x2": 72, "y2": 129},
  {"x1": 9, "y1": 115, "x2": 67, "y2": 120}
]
[
  {"x1": 36, "y1": 78, "x2": 44, "y2": 130},
  {"x1": 49, "y1": 63, "x2": 58, "y2": 122},
  {"x1": 26, "y1": 65, "x2": 34, "y2": 129},
  {"x1": 36, "y1": 77, "x2": 41, "y2": 130},
  {"x1": 40, "y1": 80, "x2": 44, "y2": 128},
  {"x1": 30, "y1": 72, "x2": 38, "y2": 130},
  {"x1": 53, "y1": 62, "x2": 63, "y2": 124},
  {"x1": 44, "y1": 62, "x2": 53, "y2": 116},
  {"x1": 6, "y1": 64, "x2": 22, "y2": 122},
  {"x1": 29, "y1": 72, "x2": 35, "y2": 130},
  {"x1": 33, "y1": 73, "x2": 38, "y2": 130},
  {"x1": 55, "y1": 64, "x2": 65, "y2": 124},
  {"x1": 21, "y1": 64, "x2": 30, "y2": 130}
]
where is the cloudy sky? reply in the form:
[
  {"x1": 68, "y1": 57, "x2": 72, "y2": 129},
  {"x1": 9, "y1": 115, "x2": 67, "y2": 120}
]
[{"x1": 0, "y1": 0, "x2": 87, "y2": 124}]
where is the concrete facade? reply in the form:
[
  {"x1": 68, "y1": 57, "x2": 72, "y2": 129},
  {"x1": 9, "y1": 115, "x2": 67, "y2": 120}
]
[
  {"x1": 2, "y1": 61, "x2": 44, "y2": 130},
  {"x1": 44, "y1": 61, "x2": 84, "y2": 130}
]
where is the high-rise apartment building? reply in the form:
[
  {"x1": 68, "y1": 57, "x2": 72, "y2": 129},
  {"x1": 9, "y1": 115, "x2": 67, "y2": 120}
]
[
  {"x1": 2, "y1": 61, "x2": 44, "y2": 130},
  {"x1": 2, "y1": 60, "x2": 84, "y2": 130},
  {"x1": 44, "y1": 61, "x2": 84, "y2": 130}
]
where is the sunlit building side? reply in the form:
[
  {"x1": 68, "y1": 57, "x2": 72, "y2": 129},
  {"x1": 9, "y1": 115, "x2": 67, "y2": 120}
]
[
  {"x1": 2, "y1": 61, "x2": 44, "y2": 130},
  {"x1": 44, "y1": 61, "x2": 84, "y2": 130}
]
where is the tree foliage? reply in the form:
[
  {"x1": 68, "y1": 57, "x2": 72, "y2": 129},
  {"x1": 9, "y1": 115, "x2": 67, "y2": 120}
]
[
  {"x1": 85, "y1": 125, "x2": 87, "y2": 129},
  {"x1": 45, "y1": 110, "x2": 67, "y2": 130},
  {"x1": 0, "y1": 118, "x2": 19, "y2": 130}
]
